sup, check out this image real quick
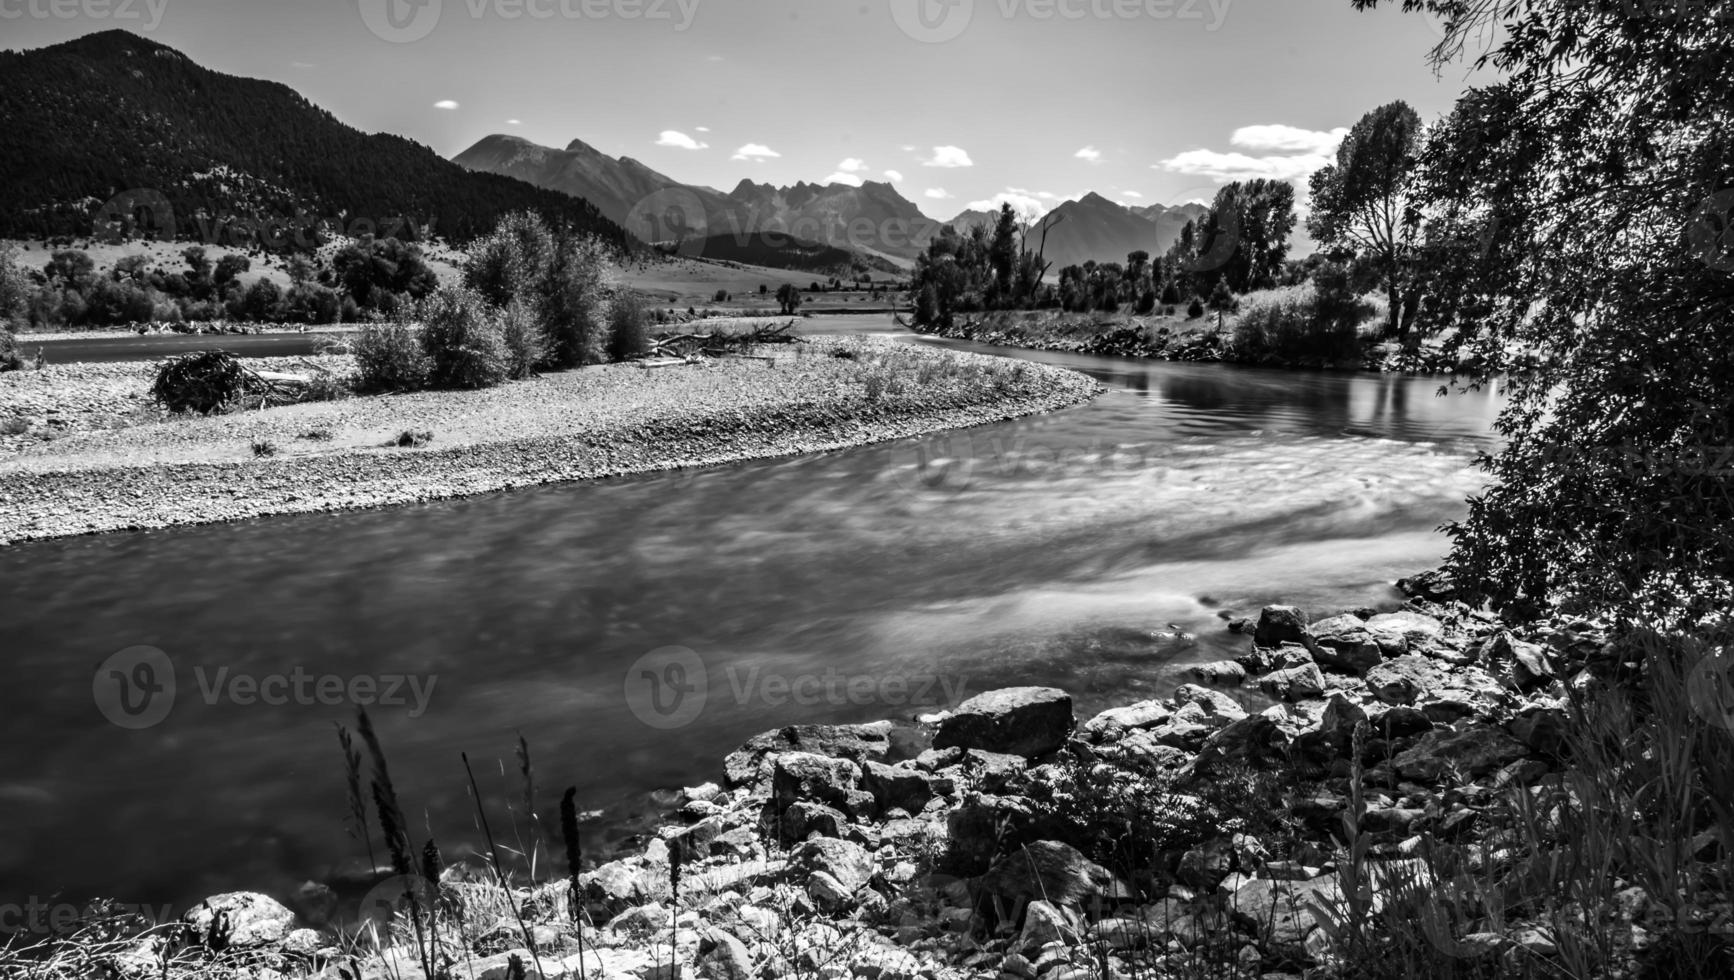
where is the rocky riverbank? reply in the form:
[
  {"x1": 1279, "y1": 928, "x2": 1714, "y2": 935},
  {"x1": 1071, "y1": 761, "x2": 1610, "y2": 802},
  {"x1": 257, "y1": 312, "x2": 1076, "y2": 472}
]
[
  {"x1": 0, "y1": 338, "x2": 1102, "y2": 545},
  {"x1": 911, "y1": 314, "x2": 1463, "y2": 374},
  {"x1": 50, "y1": 572, "x2": 1712, "y2": 980}
]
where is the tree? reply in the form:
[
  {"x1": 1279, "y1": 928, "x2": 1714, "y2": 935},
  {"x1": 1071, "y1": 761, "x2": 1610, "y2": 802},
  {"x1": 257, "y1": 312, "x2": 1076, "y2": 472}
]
[
  {"x1": 1357, "y1": 0, "x2": 1734, "y2": 619},
  {"x1": 1207, "y1": 279, "x2": 1236, "y2": 330},
  {"x1": 989, "y1": 204, "x2": 1019, "y2": 302},
  {"x1": 775, "y1": 282, "x2": 803, "y2": 315},
  {"x1": 1307, "y1": 101, "x2": 1423, "y2": 339},
  {"x1": 213, "y1": 253, "x2": 251, "y2": 288}
]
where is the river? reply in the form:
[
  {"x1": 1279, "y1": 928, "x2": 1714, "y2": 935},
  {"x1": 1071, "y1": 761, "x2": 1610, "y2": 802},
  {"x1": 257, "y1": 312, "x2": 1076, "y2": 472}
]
[{"x1": 0, "y1": 315, "x2": 1501, "y2": 916}]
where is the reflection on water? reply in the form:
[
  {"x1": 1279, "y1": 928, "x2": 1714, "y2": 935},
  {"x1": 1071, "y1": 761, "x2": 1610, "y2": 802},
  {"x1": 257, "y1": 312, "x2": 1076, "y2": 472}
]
[{"x1": 0, "y1": 322, "x2": 1501, "y2": 909}]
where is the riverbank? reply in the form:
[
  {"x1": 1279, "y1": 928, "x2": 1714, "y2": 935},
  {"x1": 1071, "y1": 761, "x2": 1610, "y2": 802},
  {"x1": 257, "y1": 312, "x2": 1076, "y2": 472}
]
[
  {"x1": 18, "y1": 575, "x2": 1722, "y2": 980},
  {"x1": 0, "y1": 337, "x2": 1102, "y2": 545},
  {"x1": 912, "y1": 310, "x2": 1463, "y2": 374}
]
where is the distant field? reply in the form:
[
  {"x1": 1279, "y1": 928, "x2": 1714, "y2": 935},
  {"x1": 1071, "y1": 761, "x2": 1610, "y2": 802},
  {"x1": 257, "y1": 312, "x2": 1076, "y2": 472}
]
[{"x1": 2, "y1": 238, "x2": 469, "y2": 292}]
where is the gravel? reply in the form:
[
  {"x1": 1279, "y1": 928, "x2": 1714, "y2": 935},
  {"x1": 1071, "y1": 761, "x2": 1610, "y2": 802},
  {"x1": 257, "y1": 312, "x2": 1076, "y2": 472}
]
[{"x1": 0, "y1": 338, "x2": 1103, "y2": 545}]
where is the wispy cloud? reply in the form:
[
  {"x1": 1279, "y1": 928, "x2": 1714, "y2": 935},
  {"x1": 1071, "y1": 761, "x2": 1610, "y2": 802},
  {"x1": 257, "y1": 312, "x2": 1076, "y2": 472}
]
[
  {"x1": 695, "y1": 126, "x2": 711, "y2": 133},
  {"x1": 837, "y1": 158, "x2": 869, "y2": 173},
  {"x1": 826, "y1": 172, "x2": 865, "y2": 187},
  {"x1": 1075, "y1": 146, "x2": 1102, "y2": 163},
  {"x1": 433, "y1": 100, "x2": 460, "y2": 110},
  {"x1": 884, "y1": 169, "x2": 904, "y2": 182},
  {"x1": 1157, "y1": 124, "x2": 1347, "y2": 184},
  {"x1": 924, "y1": 188, "x2": 953, "y2": 199},
  {"x1": 1120, "y1": 190, "x2": 1144, "y2": 199},
  {"x1": 657, "y1": 130, "x2": 710, "y2": 150},
  {"x1": 966, "y1": 190, "x2": 1050, "y2": 220},
  {"x1": 290, "y1": 61, "x2": 315, "y2": 69},
  {"x1": 731, "y1": 143, "x2": 781, "y2": 161},
  {"x1": 922, "y1": 146, "x2": 974, "y2": 168}
]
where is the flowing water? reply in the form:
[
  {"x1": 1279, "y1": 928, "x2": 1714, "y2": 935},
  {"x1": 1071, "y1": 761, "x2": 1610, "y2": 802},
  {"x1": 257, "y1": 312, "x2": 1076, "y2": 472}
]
[{"x1": 0, "y1": 316, "x2": 1502, "y2": 913}]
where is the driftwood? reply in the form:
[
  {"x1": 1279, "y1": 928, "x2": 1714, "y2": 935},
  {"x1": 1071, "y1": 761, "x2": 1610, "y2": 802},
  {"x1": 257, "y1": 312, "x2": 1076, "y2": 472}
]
[{"x1": 647, "y1": 319, "x2": 797, "y2": 360}]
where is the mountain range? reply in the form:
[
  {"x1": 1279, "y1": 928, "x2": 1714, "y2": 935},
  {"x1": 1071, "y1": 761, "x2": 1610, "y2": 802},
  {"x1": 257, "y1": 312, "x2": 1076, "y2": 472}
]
[
  {"x1": 0, "y1": 31, "x2": 629, "y2": 249},
  {"x1": 945, "y1": 196, "x2": 1211, "y2": 271}
]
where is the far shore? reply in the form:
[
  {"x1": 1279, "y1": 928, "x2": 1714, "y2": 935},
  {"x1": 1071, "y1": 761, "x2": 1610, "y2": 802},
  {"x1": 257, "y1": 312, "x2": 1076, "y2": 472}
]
[{"x1": 0, "y1": 336, "x2": 1102, "y2": 545}]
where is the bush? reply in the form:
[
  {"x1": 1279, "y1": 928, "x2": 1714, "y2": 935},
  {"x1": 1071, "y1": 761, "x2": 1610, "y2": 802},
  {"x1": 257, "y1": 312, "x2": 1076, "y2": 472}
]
[
  {"x1": 499, "y1": 298, "x2": 545, "y2": 380},
  {"x1": 1186, "y1": 297, "x2": 1205, "y2": 319},
  {"x1": 465, "y1": 210, "x2": 556, "y2": 310},
  {"x1": 1231, "y1": 279, "x2": 1367, "y2": 362},
  {"x1": 152, "y1": 351, "x2": 247, "y2": 414},
  {"x1": 417, "y1": 287, "x2": 507, "y2": 390},
  {"x1": 541, "y1": 235, "x2": 611, "y2": 368},
  {"x1": 353, "y1": 320, "x2": 430, "y2": 393},
  {"x1": 607, "y1": 291, "x2": 651, "y2": 362}
]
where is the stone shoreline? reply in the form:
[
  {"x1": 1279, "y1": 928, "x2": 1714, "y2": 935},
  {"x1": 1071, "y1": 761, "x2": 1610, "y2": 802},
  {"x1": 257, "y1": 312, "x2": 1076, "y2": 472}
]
[
  {"x1": 0, "y1": 338, "x2": 1103, "y2": 545},
  {"x1": 108, "y1": 571, "x2": 1644, "y2": 980}
]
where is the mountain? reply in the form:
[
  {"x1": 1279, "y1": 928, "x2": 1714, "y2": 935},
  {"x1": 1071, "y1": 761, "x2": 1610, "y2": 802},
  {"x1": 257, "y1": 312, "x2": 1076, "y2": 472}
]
[
  {"x1": 454, "y1": 134, "x2": 938, "y2": 263},
  {"x1": 0, "y1": 31, "x2": 630, "y2": 249},
  {"x1": 946, "y1": 196, "x2": 1215, "y2": 269},
  {"x1": 453, "y1": 134, "x2": 738, "y2": 236}
]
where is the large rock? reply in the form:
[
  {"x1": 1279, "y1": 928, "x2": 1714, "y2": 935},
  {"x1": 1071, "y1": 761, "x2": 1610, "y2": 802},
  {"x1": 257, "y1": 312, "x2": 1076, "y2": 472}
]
[
  {"x1": 1396, "y1": 569, "x2": 1457, "y2": 603},
  {"x1": 934, "y1": 687, "x2": 1074, "y2": 758},
  {"x1": 1190, "y1": 715, "x2": 1290, "y2": 774},
  {"x1": 975, "y1": 841, "x2": 1129, "y2": 909},
  {"x1": 183, "y1": 892, "x2": 297, "y2": 947},
  {"x1": 1259, "y1": 663, "x2": 1328, "y2": 702},
  {"x1": 1171, "y1": 684, "x2": 1248, "y2": 723},
  {"x1": 861, "y1": 760, "x2": 937, "y2": 815},
  {"x1": 724, "y1": 723, "x2": 892, "y2": 788},
  {"x1": 1365, "y1": 655, "x2": 1449, "y2": 706},
  {"x1": 1253, "y1": 606, "x2": 1309, "y2": 648},
  {"x1": 1082, "y1": 700, "x2": 1171, "y2": 740},
  {"x1": 770, "y1": 752, "x2": 870, "y2": 816},
  {"x1": 789, "y1": 838, "x2": 876, "y2": 894},
  {"x1": 1307, "y1": 615, "x2": 1397, "y2": 674},
  {"x1": 1392, "y1": 726, "x2": 1529, "y2": 782}
]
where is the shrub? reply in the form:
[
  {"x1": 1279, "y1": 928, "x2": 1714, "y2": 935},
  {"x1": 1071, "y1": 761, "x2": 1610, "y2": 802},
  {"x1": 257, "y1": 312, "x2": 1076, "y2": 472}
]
[
  {"x1": 1186, "y1": 297, "x2": 1205, "y2": 319},
  {"x1": 392, "y1": 429, "x2": 434, "y2": 448},
  {"x1": 606, "y1": 291, "x2": 651, "y2": 362},
  {"x1": 152, "y1": 351, "x2": 248, "y2": 414},
  {"x1": 417, "y1": 287, "x2": 507, "y2": 390},
  {"x1": 1232, "y1": 269, "x2": 1370, "y2": 362},
  {"x1": 251, "y1": 439, "x2": 278, "y2": 457},
  {"x1": 713, "y1": 289, "x2": 730, "y2": 303},
  {"x1": 353, "y1": 320, "x2": 430, "y2": 393},
  {"x1": 465, "y1": 210, "x2": 556, "y2": 310},
  {"x1": 541, "y1": 235, "x2": 611, "y2": 368},
  {"x1": 499, "y1": 298, "x2": 545, "y2": 380}
]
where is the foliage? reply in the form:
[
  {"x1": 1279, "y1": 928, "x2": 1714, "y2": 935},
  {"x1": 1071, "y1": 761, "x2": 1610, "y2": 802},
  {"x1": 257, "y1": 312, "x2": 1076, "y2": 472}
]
[
  {"x1": 1308, "y1": 101, "x2": 1425, "y2": 339},
  {"x1": 498, "y1": 298, "x2": 545, "y2": 381},
  {"x1": 333, "y1": 236, "x2": 439, "y2": 309},
  {"x1": 1232, "y1": 280, "x2": 1368, "y2": 363},
  {"x1": 465, "y1": 210, "x2": 556, "y2": 311},
  {"x1": 775, "y1": 282, "x2": 803, "y2": 316},
  {"x1": 1356, "y1": 0, "x2": 1734, "y2": 618},
  {"x1": 151, "y1": 350, "x2": 247, "y2": 414},
  {"x1": 607, "y1": 291, "x2": 651, "y2": 362},
  {"x1": 541, "y1": 234, "x2": 612, "y2": 368},
  {"x1": 352, "y1": 320, "x2": 431, "y2": 393},
  {"x1": 417, "y1": 287, "x2": 507, "y2": 390}
]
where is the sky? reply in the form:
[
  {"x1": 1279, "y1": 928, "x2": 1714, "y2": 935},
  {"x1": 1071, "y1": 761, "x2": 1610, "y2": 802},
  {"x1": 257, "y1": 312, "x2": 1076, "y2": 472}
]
[{"x1": 5, "y1": 0, "x2": 1489, "y2": 219}]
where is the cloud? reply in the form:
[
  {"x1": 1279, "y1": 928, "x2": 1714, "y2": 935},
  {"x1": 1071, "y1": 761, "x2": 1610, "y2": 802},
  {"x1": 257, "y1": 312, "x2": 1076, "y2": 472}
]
[
  {"x1": 1156, "y1": 149, "x2": 1333, "y2": 183},
  {"x1": 507, "y1": 119, "x2": 523, "y2": 126},
  {"x1": 291, "y1": 61, "x2": 315, "y2": 69},
  {"x1": 924, "y1": 188, "x2": 953, "y2": 200},
  {"x1": 966, "y1": 191, "x2": 1050, "y2": 220},
  {"x1": 657, "y1": 130, "x2": 710, "y2": 150},
  {"x1": 1075, "y1": 146, "x2": 1102, "y2": 163},
  {"x1": 884, "y1": 169, "x2": 904, "y2": 182},
  {"x1": 1120, "y1": 190, "x2": 1144, "y2": 199},
  {"x1": 826, "y1": 172, "x2": 865, "y2": 187},
  {"x1": 696, "y1": 126, "x2": 711, "y2": 133},
  {"x1": 837, "y1": 158, "x2": 869, "y2": 173},
  {"x1": 433, "y1": 100, "x2": 460, "y2": 110},
  {"x1": 731, "y1": 143, "x2": 781, "y2": 161},
  {"x1": 1230, "y1": 124, "x2": 1348, "y2": 155},
  {"x1": 922, "y1": 146, "x2": 974, "y2": 168}
]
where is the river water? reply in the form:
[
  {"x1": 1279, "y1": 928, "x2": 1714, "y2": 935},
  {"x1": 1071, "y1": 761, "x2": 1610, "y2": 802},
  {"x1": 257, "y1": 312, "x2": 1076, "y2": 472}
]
[{"x1": 0, "y1": 316, "x2": 1501, "y2": 915}]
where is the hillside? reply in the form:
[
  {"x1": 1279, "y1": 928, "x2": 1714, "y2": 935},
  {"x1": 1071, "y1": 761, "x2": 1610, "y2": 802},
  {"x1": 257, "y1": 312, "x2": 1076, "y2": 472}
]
[{"x1": 0, "y1": 31, "x2": 631, "y2": 250}]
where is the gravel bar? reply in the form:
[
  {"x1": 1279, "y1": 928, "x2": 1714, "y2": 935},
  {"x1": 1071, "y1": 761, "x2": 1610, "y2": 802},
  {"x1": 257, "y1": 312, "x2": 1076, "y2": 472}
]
[{"x1": 0, "y1": 337, "x2": 1103, "y2": 545}]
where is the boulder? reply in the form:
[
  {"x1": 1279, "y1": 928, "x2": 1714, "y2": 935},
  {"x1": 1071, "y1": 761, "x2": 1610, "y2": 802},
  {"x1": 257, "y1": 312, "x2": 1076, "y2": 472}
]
[
  {"x1": 1191, "y1": 716, "x2": 1289, "y2": 774},
  {"x1": 934, "y1": 687, "x2": 1074, "y2": 758},
  {"x1": 1018, "y1": 901, "x2": 1082, "y2": 952},
  {"x1": 1392, "y1": 726, "x2": 1529, "y2": 783},
  {"x1": 1258, "y1": 663, "x2": 1328, "y2": 702},
  {"x1": 1226, "y1": 876, "x2": 1342, "y2": 954},
  {"x1": 1366, "y1": 611, "x2": 1446, "y2": 644},
  {"x1": 1308, "y1": 615, "x2": 1396, "y2": 674},
  {"x1": 975, "y1": 841, "x2": 1129, "y2": 908},
  {"x1": 1171, "y1": 684, "x2": 1248, "y2": 723},
  {"x1": 182, "y1": 892, "x2": 296, "y2": 947},
  {"x1": 1365, "y1": 656, "x2": 1449, "y2": 706},
  {"x1": 1396, "y1": 569, "x2": 1457, "y2": 603},
  {"x1": 779, "y1": 801, "x2": 846, "y2": 841},
  {"x1": 1237, "y1": 642, "x2": 1315, "y2": 676},
  {"x1": 696, "y1": 927, "x2": 755, "y2": 980},
  {"x1": 861, "y1": 760, "x2": 936, "y2": 815},
  {"x1": 1082, "y1": 700, "x2": 1171, "y2": 740},
  {"x1": 1253, "y1": 606, "x2": 1309, "y2": 648},
  {"x1": 724, "y1": 723, "x2": 891, "y2": 788},
  {"x1": 788, "y1": 838, "x2": 876, "y2": 894},
  {"x1": 1189, "y1": 660, "x2": 1248, "y2": 685},
  {"x1": 771, "y1": 752, "x2": 868, "y2": 815}
]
